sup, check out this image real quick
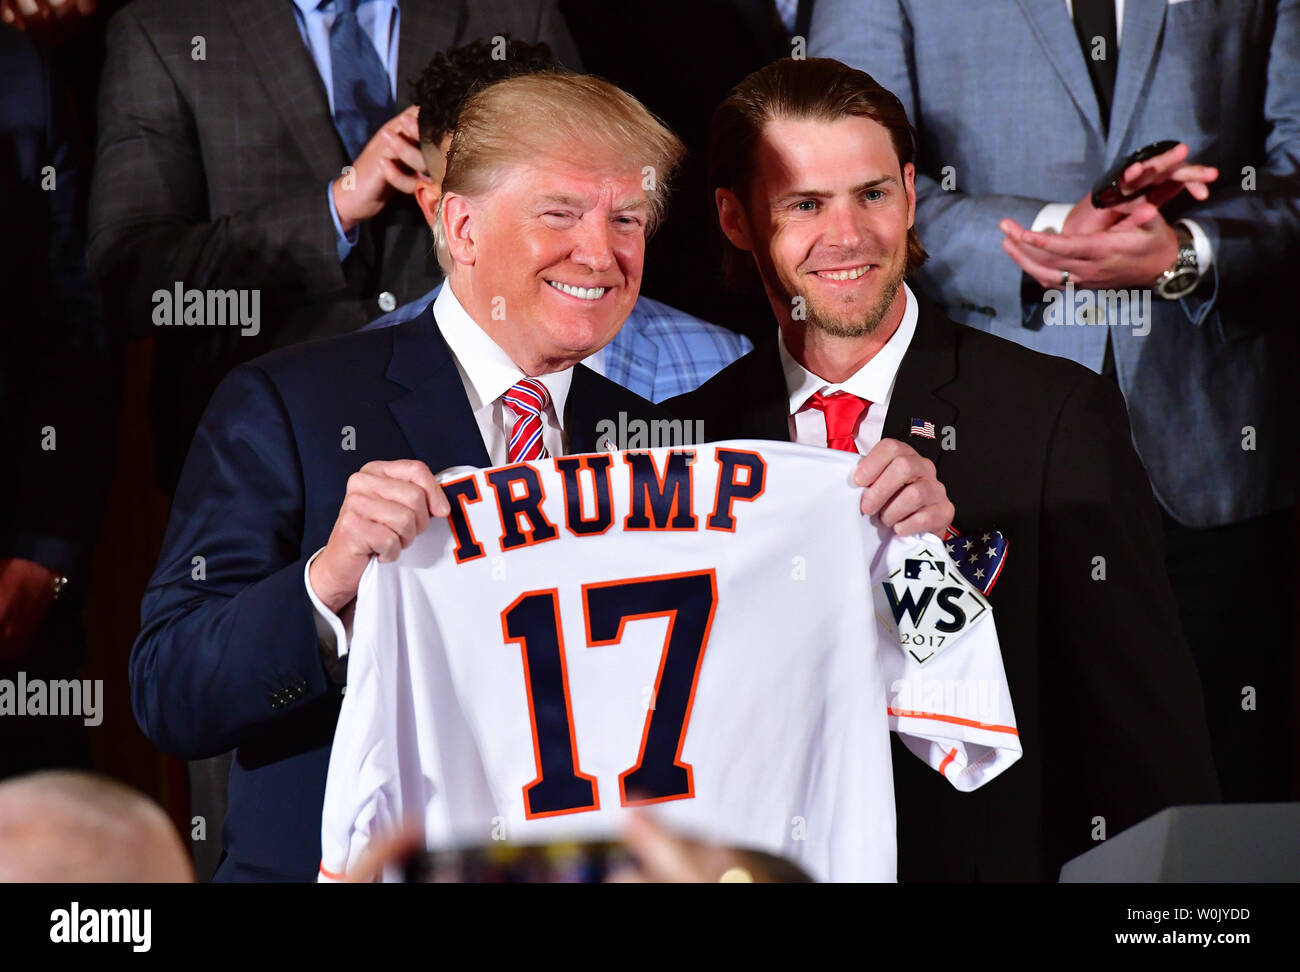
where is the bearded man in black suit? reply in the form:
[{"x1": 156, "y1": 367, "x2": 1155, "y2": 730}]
[{"x1": 668, "y1": 58, "x2": 1220, "y2": 881}]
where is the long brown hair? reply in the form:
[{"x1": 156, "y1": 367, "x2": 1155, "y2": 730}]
[{"x1": 709, "y1": 57, "x2": 928, "y2": 290}]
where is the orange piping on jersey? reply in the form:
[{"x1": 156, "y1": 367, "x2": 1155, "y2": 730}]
[
  {"x1": 938, "y1": 748, "x2": 958, "y2": 776},
  {"x1": 319, "y1": 861, "x2": 346, "y2": 881},
  {"x1": 886, "y1": 707, "x2": 1020, "y2": 736}
]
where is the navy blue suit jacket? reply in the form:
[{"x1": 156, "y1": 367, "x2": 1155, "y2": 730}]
[{"x1": 131, "y1": 306, "x2": 667, "y2": 881}]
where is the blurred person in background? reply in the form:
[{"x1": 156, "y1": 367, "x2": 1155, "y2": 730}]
[{"x1": 0, "y1": 770, "x2": 191, "y2": 881}]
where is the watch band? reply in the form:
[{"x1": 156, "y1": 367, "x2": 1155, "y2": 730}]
[{"x1": 1154, "y1": 226, "x2": 1200, "y2": 299}]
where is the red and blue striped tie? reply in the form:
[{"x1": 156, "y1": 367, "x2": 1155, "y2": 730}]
[{"x1": 503, "y1": 378, "x2": 551, "y2": 463}]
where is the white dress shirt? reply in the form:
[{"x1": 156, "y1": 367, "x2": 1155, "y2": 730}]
[
  {"x1": 430, "y1": 283, "x2": 573, "y2": 465},
  {"x1": 1035, "y1": 0, "x2": 1212, "y2": 274},
  {"x1": 306, "y1": 282, "x2": 579, "y2": 654},
  {"x1": 779, "y1": 282, "x2": 919, "y2": 454}
]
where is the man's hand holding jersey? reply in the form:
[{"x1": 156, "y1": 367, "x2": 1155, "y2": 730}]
[
  {"x1": 308, "y1": 459, "x2": 451, "y2": 614},
  {"x1": 854, "y1": 439, "x2": 954, "y2": 537}
]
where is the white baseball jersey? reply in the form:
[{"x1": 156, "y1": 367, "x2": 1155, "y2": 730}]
[{"x1": 320, "y1": 440, "x2": 1021, "y2": 882}]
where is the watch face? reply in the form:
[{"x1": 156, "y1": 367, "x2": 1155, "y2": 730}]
[{"x1": 1159, "y1": 267, "x2": 1199, "y2": 299}]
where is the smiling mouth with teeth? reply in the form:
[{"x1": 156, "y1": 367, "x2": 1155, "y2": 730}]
[
  {"x1": 812, "y1": 265, "x2": 872, "y2": 281},
  {"x1": 547, "y1": 280, "x2": 608, "y2": 300}
]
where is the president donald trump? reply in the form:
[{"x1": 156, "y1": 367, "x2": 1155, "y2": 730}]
[{"x1": 130, "y1": 73, "x2": 687, "y2": 882}]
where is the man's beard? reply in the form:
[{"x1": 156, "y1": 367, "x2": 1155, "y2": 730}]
[{"x1": 798, "y1": 259, "x2": 905, "y2": 338}]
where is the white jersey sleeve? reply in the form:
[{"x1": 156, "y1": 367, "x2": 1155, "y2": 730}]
[{"x1": 870, "y1": 523, "x2": 1022, "y2": 791}]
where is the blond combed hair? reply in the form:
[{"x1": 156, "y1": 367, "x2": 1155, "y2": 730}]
[{"x1": 431, "y1": 72, "x2": 685, "y2": 271}]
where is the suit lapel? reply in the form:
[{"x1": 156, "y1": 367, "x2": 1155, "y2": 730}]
[
  {"x1": 1106, "y1": 0, "x2": 1168, "y2": 157},
  {"x1": 882, "y1": 300, "x2": 959, "y2": 469},
  {"x1": 396, "y1": 1, "x2": 464, "y2": 107},
  {"x1": 728, "y1": 336, "x2": 792, "y2": 442},
  {"x1": 565, "y1": 364, "x2": 611, "y2": 453},
  {"x1": 566, "y1": 363, "x2": 673, "y2": 453},
  {"x1": 225, "y1": 0, "x2": 348, "y2": 183},
  {"x1": 386, "y1": 306, "x2": 492, "y2": 470},
  {"x1": 1012, "y1": 0, "x2": 1106, "y2": 140}
]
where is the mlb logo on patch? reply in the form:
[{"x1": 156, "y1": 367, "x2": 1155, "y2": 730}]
[
  {"x1": 909, "y1": 418, "x2": 936, "y2": 439},
  {"x1": 903, "y1": 557, "x2": 945, "y2": 581}
]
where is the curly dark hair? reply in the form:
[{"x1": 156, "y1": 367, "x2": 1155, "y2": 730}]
[{"x1": 410, "y1": 36, "x2": 561, "y2": 147}]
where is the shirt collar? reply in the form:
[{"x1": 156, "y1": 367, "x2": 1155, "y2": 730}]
[
  {"x1": 778, "y1": 281, "x2": 919, "y2": 415},
  {"x1": 432, "y1": 283, "x2": 574, "y2": 429}
]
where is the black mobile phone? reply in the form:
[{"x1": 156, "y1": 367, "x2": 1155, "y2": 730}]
[{"x1": 1090, "y1": 139, "x2": 1181, "y2": 208}]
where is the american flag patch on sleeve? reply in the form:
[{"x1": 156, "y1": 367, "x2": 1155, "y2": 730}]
[{"x1": 943, "y1": 527, "x2": 1009, "y2": 596}]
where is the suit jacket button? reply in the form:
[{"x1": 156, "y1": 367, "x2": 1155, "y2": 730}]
[{"x1": 378, "y1": 291, "x2": 397, "y2": 312}]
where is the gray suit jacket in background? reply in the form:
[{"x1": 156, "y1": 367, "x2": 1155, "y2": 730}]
[
  {"x1": 812, "y1": 0, "x2": 1298, "y2": 527},
  {"x1": 88, "y1": 0, "x2": 580, "y2": 491}
]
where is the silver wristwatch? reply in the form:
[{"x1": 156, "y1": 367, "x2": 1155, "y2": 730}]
[{"x1": 1154, "y1": 225, "x2": 1200, "y2": 300}]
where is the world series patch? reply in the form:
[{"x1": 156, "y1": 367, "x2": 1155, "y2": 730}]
[{"x1": 874, "y1": 540, "x2": 993, "y2": 665}]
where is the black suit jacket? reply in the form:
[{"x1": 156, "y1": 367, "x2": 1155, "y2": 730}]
[
  {"x1": 87, "y1": 0, "x2": 580, "y2": 491},
  {"x1": 667, "y1": 298, "x2": 1220, "y2": 881},
  {"x1": 131, "y1": 304, "x2": 667, "y2": 881}
]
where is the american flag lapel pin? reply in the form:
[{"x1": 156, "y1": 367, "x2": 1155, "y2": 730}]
[{"x1": 909, "y1": 417, "x2": 936, "y2": 439}]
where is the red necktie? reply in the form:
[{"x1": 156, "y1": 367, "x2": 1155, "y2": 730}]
[
  {"x1": 502, "y1": 378, "x2": 551, "y2": 463},
  {"x1": 806, "y1": 390, "x2": 869, "y2": 454}
]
